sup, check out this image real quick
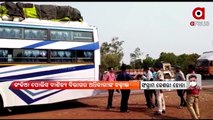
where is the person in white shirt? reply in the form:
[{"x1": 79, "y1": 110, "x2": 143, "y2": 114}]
[
  {"x1": 175, "y1": 66, "x2": 187, "y2": 109},
  {"x1": 154, "y1": 63, "x2": 166, "y2": 115},
  {"x1": 142, "y1": 66, "x2": 155, "y2": 109}
]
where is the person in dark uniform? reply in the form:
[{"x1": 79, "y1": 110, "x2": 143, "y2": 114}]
[{"x1": 116, "y1": 64, "x2": 133, "y2": 112}]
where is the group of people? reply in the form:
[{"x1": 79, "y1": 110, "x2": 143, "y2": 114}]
[
  {"x1": 102, "y1": 63, "x2": 201, "y2": 119},
  {"x1": 103, "y1": 65, "x2": 132, "y2": 112}
]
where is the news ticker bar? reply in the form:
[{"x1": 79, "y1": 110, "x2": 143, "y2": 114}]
[{"x1": 11, "y1": 81, "x2": 192, "y2": 90}]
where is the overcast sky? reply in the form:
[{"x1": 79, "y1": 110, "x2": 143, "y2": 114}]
[{"x1": 17, "y1": 2, "x2": 213, "y2": 64}]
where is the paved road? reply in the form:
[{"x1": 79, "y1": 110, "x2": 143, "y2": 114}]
[{"x1": 201, "y1": 79, "x2": 213, "y2": 86}]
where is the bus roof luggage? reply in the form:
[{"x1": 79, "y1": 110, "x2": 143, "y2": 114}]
[{"x1": 0, "y1": 2, "x2": 83, "y2": 22}]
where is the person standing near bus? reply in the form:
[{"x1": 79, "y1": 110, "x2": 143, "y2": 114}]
[
  {"x1": 142, "y1": 66, "x2": 155, "y2": 109},
  {"x1": 175, "y1": 66, "x2": 187, "y2": 109},
  {"x1": 116, "y1": 64, "x2": 133, "y2": 112},
  {"x1": 103, "y1": 67, "x2": 117, "y2": 110},
  {"x1": 151, "y1": 67, "x2": 158, "y2": 107},
  {"x1": 186, "y1": 74, "x2": 200, "y2": 119},
  {"x1": 154, "y1": 63, "x2": 166, "y2": 115},
  {"x1": 186, "y1": 65, "x2": 201, "y2": 119}
]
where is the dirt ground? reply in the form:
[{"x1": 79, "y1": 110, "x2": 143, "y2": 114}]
[{"x1": 0, "y1": 87, "x2": 213, "y2": 119}]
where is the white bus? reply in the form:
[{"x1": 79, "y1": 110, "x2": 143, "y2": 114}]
[{"x1": 0, "y1": 18, "x2": 100, "y2": 111}]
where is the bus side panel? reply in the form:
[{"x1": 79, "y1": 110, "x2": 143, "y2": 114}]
[
  {"x1": 94, "y1": 28, "x2": 100, "y2": 81},
  {"x1": 47, "y1": 68, "x2": 95, "y2": 104},
  {"x1": 48, "y1": 90, "x2": 96, "y2": 104},
  {"x1": 0, "y1": 64, "x2": 96, "y2": 107},
  {"x1": 0, "y1": 22, "x2": 100, "y2": 107},
  {"x1": 0, "y1": 82, "x2": 15, "y2": 108},
  {"x1": 92, "y1": 28, "x2": 102, "y2": 96}
]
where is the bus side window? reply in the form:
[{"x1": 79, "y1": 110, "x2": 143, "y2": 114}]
[
  {"x1": 73, "y1": 31, "x2": 93, "y2": 42},
  {"x1": 24, "y1": 29, "x2": 47, "y2": 40},
  {"x1": 0, "y1": 28, "x2": 3, "y2": 38},
  {"x1": 0, "y1": 49, "x2": 12, "y2": 62},
  {"x1": 0, "y1": 27, "x2": 22, "y2": 39},
  {"x1": 3, "y1": 28, "x2": 9, "y2": 38},
  {"x1": 76, "y1": 50, "x2": 94, "y2": 62},
  {"x1": 50, "y1": 50, "x2": 74, "y2": 62},
  {"x1": 50, "y1": 30, "x2": 70, "y2": 41}
]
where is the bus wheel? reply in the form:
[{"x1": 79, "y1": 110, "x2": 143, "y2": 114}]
[
  {"x1": 6, "y1": 108, "x2": 13, "y2": 113},
  {"x1": 0, "y1": 95, "x2": 13, "y2": 115},
  {"x1": 0, "y1": 95, "x2": 4, "y2": 114}
]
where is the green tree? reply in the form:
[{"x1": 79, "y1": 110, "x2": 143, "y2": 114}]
[
  {"x1": 134, "y1": 47, "x2": 142, "y2": 59},
  {"x1": 176, "y1": 53, "x2": 200, "y2": 74},
  {"x1": 142, "y1": 54, "x2": 156, "y2": 67},
  {"x1": 158, "y1": 52, "x2": 177, "y2": 66},
  {"x1": 130, "y1": 59, "x2": 143, "y2": 69},
  {"x1": 130, "y1": 47, "x2": 143, "y2": 69},
  {"x1": 100, "y1": 37, "x2": 124, "y2": 71},
  {"x1": 101, "y1": 54, "x2": 121, "y2": 70}
]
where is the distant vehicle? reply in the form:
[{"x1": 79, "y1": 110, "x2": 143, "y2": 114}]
[
  {"x1": 124, "y1": 63, "x2": 175, "y2": 81},
  {"x1": 162, "y1": 62, "x2": 175, "y2": 81},
  {"x1": 196, "y1": 51, "x2": 213, "y2": 78}
]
